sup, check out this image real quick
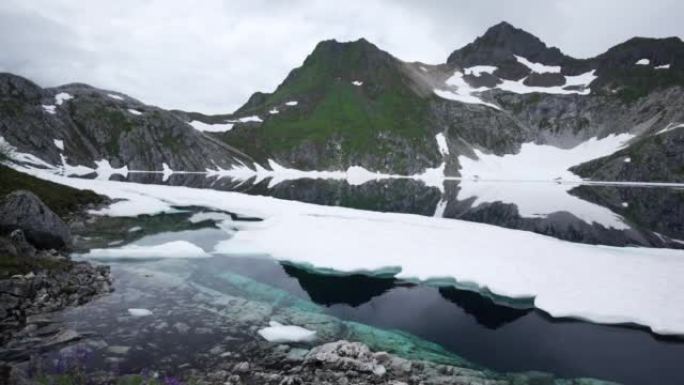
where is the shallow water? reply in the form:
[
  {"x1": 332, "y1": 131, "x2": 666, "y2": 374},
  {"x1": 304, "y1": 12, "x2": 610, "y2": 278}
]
[{"x1": 66, "y1": 208, "x2": 684, "y2": 385}]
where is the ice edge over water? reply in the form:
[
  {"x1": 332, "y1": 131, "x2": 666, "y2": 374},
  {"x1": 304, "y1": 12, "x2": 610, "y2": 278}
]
[{"x1": 21, "y1": 169, "x2": 684, "y2": 337}]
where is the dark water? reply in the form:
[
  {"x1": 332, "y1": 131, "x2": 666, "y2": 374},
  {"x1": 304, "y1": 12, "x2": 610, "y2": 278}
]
[
  {"x1": 202, "y1": 256, "x2": 684, "y2": 385},
  {"x1": 101, "y1": 172, "x2": 684, "y2": 249}
]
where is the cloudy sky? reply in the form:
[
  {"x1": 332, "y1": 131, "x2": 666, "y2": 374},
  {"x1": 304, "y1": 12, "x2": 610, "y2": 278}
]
[{"x1": 1, "y1": 0, "x2": 682, "y2": 113}]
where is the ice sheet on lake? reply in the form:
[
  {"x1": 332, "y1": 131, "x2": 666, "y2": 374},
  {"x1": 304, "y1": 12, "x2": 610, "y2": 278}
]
[
  {"x1": 23, "y1": 171, "x2": 684, "y2": 335},
  {"x1": 257, "y1": 321, "x2": 316, "y2": 342},
  {"x1": 84, "y1": 240, "x2": 210, "y2": 259}
]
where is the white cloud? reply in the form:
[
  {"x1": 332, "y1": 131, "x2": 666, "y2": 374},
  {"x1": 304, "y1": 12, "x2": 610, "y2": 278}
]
[{"x1": 0, "y1": 0, "x2": 681, "y2": 113}]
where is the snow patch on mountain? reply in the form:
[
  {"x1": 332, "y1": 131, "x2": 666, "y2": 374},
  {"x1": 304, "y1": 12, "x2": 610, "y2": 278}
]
[
  {"x1": 285, "y1": 101, "x2": 298, "y2": 106},
  {"x1": 53, "y1": 139, "x2": 64, "y2": 151},
  {"x1": 107, "y1": 93, "x2": 124, "y2": 101},
  {"x1": 54, "y1": 92, "x2": 73, "y2": 105},
  {"x1": 515, "y1": 55, "x2": 561, "y2": 73},
  {"x1": 635, "y1": 58, "x2": 650, "y2": 65},
  {"x1": 42, "y1": 105, "x2": 56, "y2": 114},
  {"x1": 435, "y1": 133, "x2": 449, "y2": 156},
  {"x1": 435, "y1": 70, "x2": 501, "y2": 110},
  {"x1": 464, "y1": 65, "x2": 497, "y2": 76},
  {"x1": 458, "y1": 133, "x2": 634, "y2": 181},
  {"x1": 497, "y1": 70, "x2": 597, "y2": 95},
  {"x1": 351, "y1": 80, "x2": 363, "y2": 86},
  {"x1": 237, "y1": 115, "x2": 263, "y2": 123},
  {"x1": 128, "y1": 109, "x2": 142, "y2": 116},
  {"x1": 189, "y1": 120, "x2": 234, "y2": 133},
  {"x1": 656, "y1": 122, "x2": 684, "y2": 135},
  {"x1": 655, "y1": 64, "x2": 671, "y2": 70}
]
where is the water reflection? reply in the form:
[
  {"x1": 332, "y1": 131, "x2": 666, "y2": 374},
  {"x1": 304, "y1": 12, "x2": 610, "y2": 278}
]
[{"x1": 85, "y1": 172, "x2": 684, "y2": 249}]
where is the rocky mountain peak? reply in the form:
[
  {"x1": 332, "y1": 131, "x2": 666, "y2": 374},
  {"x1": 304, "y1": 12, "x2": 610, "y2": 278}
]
[{"x1": 447, "y1": 21, "x2": 568, "y2": 70}]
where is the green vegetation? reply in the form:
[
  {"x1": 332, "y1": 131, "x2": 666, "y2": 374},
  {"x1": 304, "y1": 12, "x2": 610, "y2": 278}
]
[
  {"x1": 223, "y1": 40, "x2": 434, "y2": 171},
  {"x1": 0, "y1": 252, "x2": 71, "y2": 278},
  {"x1": 0, "y1": 165, "x2": 104, "y2": 217}
]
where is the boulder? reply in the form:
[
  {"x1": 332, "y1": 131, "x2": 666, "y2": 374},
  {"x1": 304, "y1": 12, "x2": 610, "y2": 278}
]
[{"x1": 0, "y1": 191, "x2": 72, "y2": 250}]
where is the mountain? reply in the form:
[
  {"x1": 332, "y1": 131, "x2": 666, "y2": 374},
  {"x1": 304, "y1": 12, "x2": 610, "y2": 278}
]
[
  {"x1": 206, "y1": 38, "x2": 441, "y2": 174},
  {"x1": 0, "y1": 73, "x2": 254, "y2": 173},
  {"x1": 1, "y1": 22, "x2": 684, "y2": 182}
]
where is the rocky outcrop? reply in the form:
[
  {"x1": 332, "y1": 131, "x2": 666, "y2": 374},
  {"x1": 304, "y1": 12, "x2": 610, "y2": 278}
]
[
  {"x1": 0, "y1": 191, "x2": 72, "y2": 250},
  {"x1": 0, "y1": 229, "x2": 112, "y2": 353},
  {"x1": 0, "y1": 73, "x2": 255, "y2": 173}
]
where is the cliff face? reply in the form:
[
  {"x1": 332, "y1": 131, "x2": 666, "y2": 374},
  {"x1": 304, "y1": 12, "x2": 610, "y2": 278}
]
[{"x1": 0, "y1": 74, "x2": 254, "y2": 172}]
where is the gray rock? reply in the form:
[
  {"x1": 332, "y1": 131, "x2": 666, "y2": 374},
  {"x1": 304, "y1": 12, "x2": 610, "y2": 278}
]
[{"x1": 0, "y1": 191, "x2": 72, "y2": 250}]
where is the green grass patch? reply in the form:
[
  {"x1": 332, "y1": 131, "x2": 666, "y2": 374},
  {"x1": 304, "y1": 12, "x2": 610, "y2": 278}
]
[{"x1": 0, "y1": 165, "x2": 104, "y2": 217}]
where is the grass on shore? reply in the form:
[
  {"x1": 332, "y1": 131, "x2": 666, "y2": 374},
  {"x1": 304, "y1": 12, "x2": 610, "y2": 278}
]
[{"x1": 0, "y1": 164, "x2": 104, "y2": 217}]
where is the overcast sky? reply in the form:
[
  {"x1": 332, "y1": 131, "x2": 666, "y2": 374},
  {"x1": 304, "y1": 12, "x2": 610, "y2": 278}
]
[{"x1": 1, "y1": 0, "x2": 682, "y2": 113}]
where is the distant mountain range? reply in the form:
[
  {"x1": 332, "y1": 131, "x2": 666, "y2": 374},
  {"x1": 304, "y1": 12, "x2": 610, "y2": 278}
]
[{"x1": 2, "y1": 21, "x2": 683, "y2": 182}]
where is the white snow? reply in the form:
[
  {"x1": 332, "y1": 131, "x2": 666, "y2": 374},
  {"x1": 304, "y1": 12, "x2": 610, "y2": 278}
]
[
  {"x1": 285, "y1": 101, "x2": 298, "y2": 106},
  {"x1": 21, "y1": 170, "x2": 684, "y2": 335},
  {"x1": 433, "y1": 89, "x2": 500, "y2": 110},
  {"x1": 269, "y1": 108, "x2": 279, "y2": 114},
  {"x1": 94, "y1": 159, "x2": 129, "y2": 180},
  {"x1": 162, "y1": 162, "x2": 173, "y2": 182},
  {"x1": 656, "y1": 122, "x2": 684, "y2": 135},
  {"x1": 128, "y1": 308, "x2": 153, "y2": 317},
  {"x1": 464, "y1": 65, "x2": 497, "y2": 76},
  {"x1": 0, "y1": 136, "x2": 54, "y2": 169},
  {"x1": 435, "y1": 133, "x2": 449, "y2": 156},
  {"x1": 433, "y1": 199, "x2": 447, "y2": 218},
  {"x1": 209, "y1": 160, "x2": 395, "y2": 188},
  {"x1": 458, "y1": 133, "x2": 634, "y2": 182},
  {"x1": 515, "y1": 55, "x2": 561, "y2": 73},
  {"x1": 435, "y1": 70, "x2": 500, "y2": 110},
  {"x1": 83, "y1": 240, "x2": 210, "y2": 259},
  {"x1": 419, "y1": 66, "x2": 428, "y2": 72},
  {"x1": 59, "y1": 154, "x2": 95, "y2": 176},
  {"x1": 188, "y1": 212, "x2": 232, "y2": 224},
  {"x1": 54, "y1": 92, "x2": 73, "y2": 105},
  {"x1": 53, "y1": 139, "x2": 64, "y2": 151},
  {"x1": 107, "y1": 93, "x2": 124, "y2": 101},
  {"x1": 497, "y1": 70, "x2": 597, "y2": 95},
  {"x1": 636, "y1": 58, "x2": 650, "y2": 65},
  {"x1": 352, "y1": 80, "x2": 363, "y2": 86},
  {"x1": 257, "y1": 321, "x2": 316, "y2": 342},
  {"x1": 189, "y1": 120, "x2": 234, "y2": 133},
  {"x1": 624, "y1": 157, "x2": 631, "y2": 163},
  {"x1": 655, "y1": 64, "x2": 671, "y2": 70},
  {"x1": 622, "y1": 202, "x2": 629, "y2": 208},
  {"x1": 128, "y1": 109, "x2": 142, "y2": 116},
  {"x1": 128, "y1": 226, "x2": 142, "y2": 232},
  {"x1": 42, "y1": 105, "x2": 56, "y2": 114},
  {"x1": 237, "y1": 115, "x2": 263, "y2": 123}
]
